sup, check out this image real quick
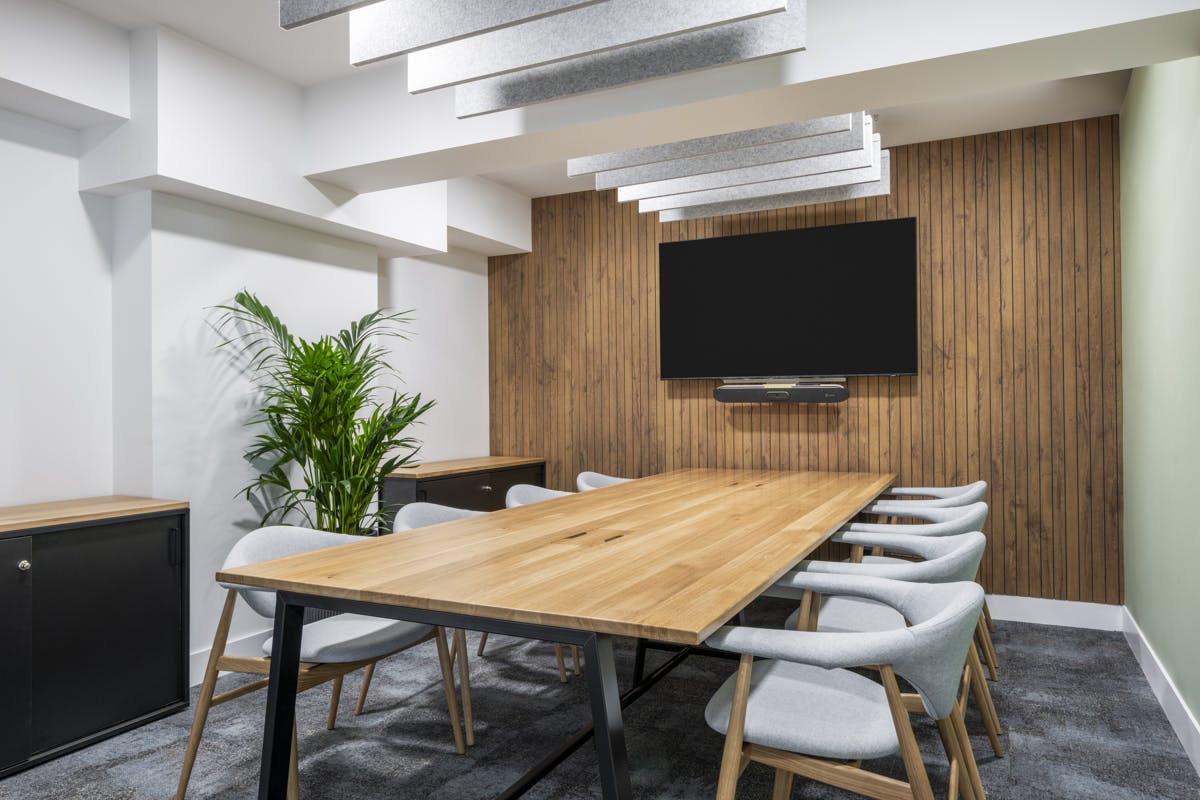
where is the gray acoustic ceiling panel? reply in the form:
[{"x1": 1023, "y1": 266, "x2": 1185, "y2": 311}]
[
  {"x1": 568, "y1": 113, "x2": 851, "y2": 176},
  {"x1": 408, "y1": 0, "x2": 787, "y2": 94},
  {"x1": 349, "y1": 0, "x2": 605, "y2": 66},
  {"x1": 657, "y1": 150, "x2": 891, "y2": 221},
  {"x1": 592, "y1": 111, "x2": 864, "y2": 190},
  {"x1": 639, "y1": 136, "x2": 880, "y2": 212},
  {"x1": 617, "y1": 127, "x2": 875, "y2": 201},
  {"x1": 454, "y1": 1, "x2": 807, "y2": 118},
  {"x1": 279, "y1": 0, "x2": 381, "y2": 29}
]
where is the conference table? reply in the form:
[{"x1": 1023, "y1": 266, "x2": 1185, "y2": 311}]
[{"x1": 217, "y1": 467, "x2": 895, "y2": 800}]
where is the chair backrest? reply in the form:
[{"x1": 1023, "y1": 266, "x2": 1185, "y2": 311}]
[
  {"x1": 393, "y1": 502, "x2": 484, "y2": 532},
  {"x1": 576, "y1": 471, "x2": 632, "y2": 491},
  {"x1": 883, "y1": 480, "x2": 987, "y2": 508},
  {"x1": 848, "y1": 501, "x2": 988, "y2": 538},
  {"x1": 799, "y1": 531, "x2": 986, "y2": 584},
  {"x1": 219, "y1": 525, "x2": 353, "y2": 618},
  {"x1": 506, "y1": 484, "x2": 572, "y2": 508},
  {"x1": 885, "y1": 581, "x2": 985, "y2": 719}
]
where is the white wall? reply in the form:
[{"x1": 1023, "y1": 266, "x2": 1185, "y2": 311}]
[
  {"x1": 123, "y1": 193, "x2": 381, "y2": 674},
  {"x1": 381, "y1": 253, "x2": 490, "y2": 463},
  {"x1": 0, "y1": 108, "x2": 113, "y2": 505}
]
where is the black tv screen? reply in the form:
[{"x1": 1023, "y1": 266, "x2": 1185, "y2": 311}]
[{"x1": 658, "y1": 217, "x2": 918, "y2": 380}]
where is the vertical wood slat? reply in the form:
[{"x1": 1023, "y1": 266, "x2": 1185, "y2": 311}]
[{"x1": 487, "y1": 115, "x2": 1123, "y2": 603}]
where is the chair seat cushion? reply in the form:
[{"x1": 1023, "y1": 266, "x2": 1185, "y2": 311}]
[
  {"x1": 263, "y1": 615, "x2": 433, "y2": 664},
  {"x1": 705, "y1": 660, "x2": 899, "y2": 760},
  {"x1": 785, "y1": 595, "x2": 907, "y2": 633}
]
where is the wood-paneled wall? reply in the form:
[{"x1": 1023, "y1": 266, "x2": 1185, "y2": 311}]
[{"x1": 489, "y1": 115, "x2": 1122, "y2": 603}]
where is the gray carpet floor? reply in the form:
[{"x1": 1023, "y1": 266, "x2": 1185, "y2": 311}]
[{"x1": 2, "y1": 602, "x2": 1198, "y2": 800}]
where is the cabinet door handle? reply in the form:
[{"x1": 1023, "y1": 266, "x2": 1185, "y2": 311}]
[
  {"x1": 168, "y1": 527, "x2": 181, "y2": 567},
  {"x1": 17, "y1": 559, "x2": 31, "y2": 572},
  {"x1": 480, "y1": 485, "x2": 494, "y2": 493}
]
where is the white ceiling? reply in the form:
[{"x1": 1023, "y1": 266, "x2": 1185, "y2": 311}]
[
  {"x1": 56, "y1": 1, "x2": 1136, "y2": 199},
  {"x1": 481, "y1": 70, "x2": 1132, "y2": 199},
  {"x1": 60, "y1": 0, "x2": 367, "y2": 86}
]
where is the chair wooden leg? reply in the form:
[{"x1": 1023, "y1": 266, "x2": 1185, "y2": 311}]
[
  {"x1": 935, "y1": 717, "x2": 973, "y2": 800},
  {"x1": 967, "y1": 647, "x2": 1005, "y2": 757},
  {"x1": 879, "y1": 665, "x2": 934, "y2": 800},
  {"x1": 287, "y1": 720, "x2": 299, "y2": 800},
  {"x1": 354, "y1": 663, "x2": 375, "y2": 716},
  {"x1": 572, "y1": 644, "x2": 582, "y2": 675},
  {"x1": 326, "y1": 675, "x2": 342, "y2": 731},
  {"x1": 805, "y1": 592, "x2": 822, "y2": 632},
  {"x1": 770, "y1": 767, "x2": 793, "y2": 800},
  {"x1": 175, "y1": 590, "x2": 236, "y2": 800},
  {"x1": 554, "y1": 644, "x2": 568, "y2": 683},
  {"x1": 434, "y1": 627, "x2": 467, "y2": 755},
  {"x1": 976, "y1": 616, "x2": 1000, "y2": 681},
  {"x1": 476, "y1": 631, "x2": 489, "y2": 657},
  {"x1": 951, "y1": 706, "x2": 988, "y2": 800},
  {"x1": 454, "y1": 628, "x2": 475, "y2": 747},
  {"x1": 795, "y1": 591, "x2": 814, "y2": 631},
  {"x1": 983, "y1": 599, "x2": 996, "y2": 633},
  {"x1": 849, "y1": 544, "x2": 865, "y2": 563},
  {"x1": 716, "y1": 654, "x2": 754, "y2": 800}
]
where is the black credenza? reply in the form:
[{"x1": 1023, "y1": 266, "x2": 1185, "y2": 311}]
[
  {"x1": 379, "y1": 456, "x2": 546, "y2": 530},
  {"x1": 0, "y1": 496, "x2": 189, "y2": 778}
]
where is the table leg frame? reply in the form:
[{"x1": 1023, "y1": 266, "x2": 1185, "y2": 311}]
[{"x1": 260, "y1": 592, "x2": 651, "y2": 800}]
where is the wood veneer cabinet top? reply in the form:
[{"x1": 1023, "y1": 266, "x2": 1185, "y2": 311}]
[
  {"x1": 219, "y1": 468, "x2": 892, "y2": 645},
  {"x1": 0, "y1": 496, "x2": 189, "y2": 533},
  {"x1": 386, "y1": 455, "x2": 545, "y2": 479}
]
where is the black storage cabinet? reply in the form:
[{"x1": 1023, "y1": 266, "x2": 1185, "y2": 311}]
[
  {"x1": 380, "y1": 457, "x2": 546, "y2": 530},
  {"x1": 0, "y1": 500, "x2": 189, "y2": 778}
]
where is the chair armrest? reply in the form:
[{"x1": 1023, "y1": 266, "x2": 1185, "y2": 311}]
[{"x1": 706, "y1": 624, "x2": 912, "y2": 670}]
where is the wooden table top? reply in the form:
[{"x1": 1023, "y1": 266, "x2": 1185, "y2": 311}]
[
  {"x1": 0, "y1": 495, "x2": 189, "y2": 533},
  {"x1": 386, "y1": 455, "x2": 545, "y2": 479},
  {"x1": 219, "y1": 468, "x2": 893, "y2": 645}
]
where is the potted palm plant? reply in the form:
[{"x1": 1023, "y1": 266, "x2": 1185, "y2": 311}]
[{"x1": 216, "y1": 290, "x2": 433, "y2": 535}]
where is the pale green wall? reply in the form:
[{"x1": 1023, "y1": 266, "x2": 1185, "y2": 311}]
[{"x1": 1122, "y1": 55, "x2": 1200, "y2": 720}]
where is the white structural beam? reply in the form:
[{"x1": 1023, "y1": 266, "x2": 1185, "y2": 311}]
[
  {"x1": 593, "y1": 112, "x2": 865, "y2": 189},
  {"x1": 279, "y1": 0, "x2": 381, "y2": 29},
  {"x1": 569, "y1": 113, "x2": 851, "y2": 175},
  {"x1": 408, "y1": 0, "x2": 788, "y2": 94},
  {"x1": 302, "y1": 2, "x2": 1200, "y2": 191},
  {"x1": 639, "y1": 136, "x2": 881, "y2": 212},
  {"x1": 454, "y1": 1, "x2": 806, "y2": 118},
  {"x1": 350, "y1": 0, "x2": 604, "y2": 65},
  {"x1": 658, "y1": 151, "x2": 891, "y2": 221},
  {"x1": 618, "y1": 134, "x2": 877, "y2": 201}
]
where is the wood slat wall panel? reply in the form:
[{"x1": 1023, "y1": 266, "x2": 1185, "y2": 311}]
[{"x1": 488, "y1": 115, "x2": 1123, "y2": 602}]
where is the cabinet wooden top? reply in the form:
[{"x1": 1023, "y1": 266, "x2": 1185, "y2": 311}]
[
  {"x1": 220, "y1": 468, "x2": 893, "y2": 645},
  {"x1": 386, "y1": 455, "x2": 545, "y2": 480},
  {"x1": 0, "y1": 495, "x2": 189, "y2": 533}
]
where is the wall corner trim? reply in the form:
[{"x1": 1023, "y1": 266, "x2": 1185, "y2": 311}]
[{"x1": 1123, "y1": 607, "x2": 1200, "y2": 777}]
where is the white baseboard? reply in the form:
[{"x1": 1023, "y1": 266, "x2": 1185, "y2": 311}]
[
  {"x1": 1122, "y1": 607, "x2": 1200, "y2": 776},
  {"x1": 985, "y1": 593, "x2": 1125, "y2": 630},
  {"x1": 188, "y1": 626, "x2": 272, "y2": 686}
]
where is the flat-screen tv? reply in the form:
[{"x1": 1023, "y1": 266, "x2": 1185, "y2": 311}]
[{"x1": 658, "y1": 217, "x2": 918, "y2": 380}]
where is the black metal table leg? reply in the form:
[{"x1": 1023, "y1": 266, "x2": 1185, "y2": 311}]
[
  {"x1": 632, "y1": 637, "x2": 647, "y2": 685},
  {"x1": 583, "y1": 634, "x2": 632, "y2": 800},
  {"x1": 259, "y1": 594, "x2": 305, "y2": 800}
]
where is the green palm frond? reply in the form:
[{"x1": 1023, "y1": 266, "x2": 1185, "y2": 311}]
[{"x1": 214, "y1": 290, "x2": 433, "y2": 535}]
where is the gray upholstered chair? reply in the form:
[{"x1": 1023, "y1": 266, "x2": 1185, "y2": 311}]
[
  {"x1": 768, "y1": 531, "x2": 1004, "y2": 759},
  {"x1": 505, "y1": 483, "x2": 572, "y2": 506},
  {"x1": 705, "y1": 576, "x2": 986, "y2": 800},
  {"x1": 870, "y1": 480, "x2": 988, "y2": 510},
  {"x1": 177, "y1": 526, "x2": 466, "y2": 800},
  {"x1": 836, "y1": 501, "x2": 1000, "y2": 680},
  {"x1": 576, "y1": 470, "x2": 633, "y2": 491},
  {"x1": 393, "y1": 501, "x2": 484, "y2": 532}
]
